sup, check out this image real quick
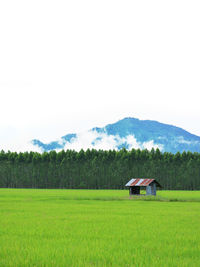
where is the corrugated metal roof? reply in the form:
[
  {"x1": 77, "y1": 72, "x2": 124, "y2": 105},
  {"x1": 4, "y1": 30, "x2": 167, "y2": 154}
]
[{"x1": 125, "y1": 178, "x2": 155, "y2": 187}]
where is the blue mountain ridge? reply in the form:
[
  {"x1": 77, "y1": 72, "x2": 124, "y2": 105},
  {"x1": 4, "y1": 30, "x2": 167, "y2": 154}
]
[{"x1": 32, "y1": 117, "x2": 200, "y2": 153}]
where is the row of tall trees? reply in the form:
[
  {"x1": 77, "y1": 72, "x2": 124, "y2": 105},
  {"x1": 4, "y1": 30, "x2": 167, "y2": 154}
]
[{"x1": 0, "y1": 148, "x2": 200, "y2": 190}]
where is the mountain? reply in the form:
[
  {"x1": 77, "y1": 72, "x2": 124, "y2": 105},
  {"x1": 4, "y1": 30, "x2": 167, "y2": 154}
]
[{"x1": 32, "y1": 117, "x2": 200, "y2": 153}]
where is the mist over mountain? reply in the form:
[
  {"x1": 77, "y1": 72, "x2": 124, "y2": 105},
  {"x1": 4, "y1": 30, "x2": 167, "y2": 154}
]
[{"x1": 32, "y1": 117, "x2": 200, "y2": 153}]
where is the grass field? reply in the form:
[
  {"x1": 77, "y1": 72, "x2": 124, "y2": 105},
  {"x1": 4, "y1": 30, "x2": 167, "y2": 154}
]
[{"x1": 1, "y1": 189, "x2": 200, "y2": 267}]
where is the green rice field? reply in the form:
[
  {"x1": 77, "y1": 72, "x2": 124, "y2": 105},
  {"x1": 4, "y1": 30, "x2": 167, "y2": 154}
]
[{"x1": 1, "y1": 189, "x2": 200, "y2": 267}]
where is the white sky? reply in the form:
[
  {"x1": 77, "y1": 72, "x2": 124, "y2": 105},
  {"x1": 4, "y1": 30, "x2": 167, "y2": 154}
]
[{"x1": 0, "y1": 0, "x2": 200, "y2": 151}]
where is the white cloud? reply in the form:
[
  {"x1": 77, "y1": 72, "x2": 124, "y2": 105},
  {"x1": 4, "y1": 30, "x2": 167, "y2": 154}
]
[
  {"x1": 62, "y1": 130, "x2": 163, "y2": 152},
  {"x1": 142, "y1": 140, "x2": 164, "y2": 151},
  {"x1": 124, "y1": 135, "x2": 141, "y2": 150},
  {"x1": 177, "y1": 136, "x2": 199, "y2": 146},
  {"x1": 0, "y1": 126, "x2": 164, "y2": 153},
  {"x1": 63, "y1": 131, "x2": 116, "y2": 151},
  {"x1": 0, "y1": 126, "x2": 42, "y2": 153},
  {"x1": 1, "y1": 139, "x2": 42, "y2": 153}
]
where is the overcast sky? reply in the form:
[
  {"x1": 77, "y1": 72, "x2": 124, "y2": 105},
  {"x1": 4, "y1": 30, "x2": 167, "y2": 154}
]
[{"x1": 0, "y1": 0, "x2": 200, "y2": 151}]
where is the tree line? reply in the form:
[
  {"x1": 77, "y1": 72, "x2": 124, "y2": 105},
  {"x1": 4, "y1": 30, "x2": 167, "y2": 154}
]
[{"x1": 0, "y1": 148, "x2": 200, "y2": 190}]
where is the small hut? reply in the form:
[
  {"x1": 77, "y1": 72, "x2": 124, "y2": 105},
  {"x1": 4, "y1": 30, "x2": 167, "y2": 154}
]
[{"x1": 125, "y1": 178, "x2": 161, "y2": 196}]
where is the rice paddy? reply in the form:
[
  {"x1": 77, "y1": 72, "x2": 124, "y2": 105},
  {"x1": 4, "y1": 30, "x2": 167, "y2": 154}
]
[{"x1": 0, "y1": 189, "x2": 200, "y2": 266}]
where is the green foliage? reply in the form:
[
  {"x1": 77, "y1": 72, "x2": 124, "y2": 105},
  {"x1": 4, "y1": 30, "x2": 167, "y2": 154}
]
[{"x1": 0, "y1": 149, "x2": 200, "y2": 189}]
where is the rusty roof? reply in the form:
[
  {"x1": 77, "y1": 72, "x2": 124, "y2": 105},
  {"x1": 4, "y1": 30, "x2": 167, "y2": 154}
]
[{"x1": 125, "y1": 178, "x2": 161, "y2": 187}]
